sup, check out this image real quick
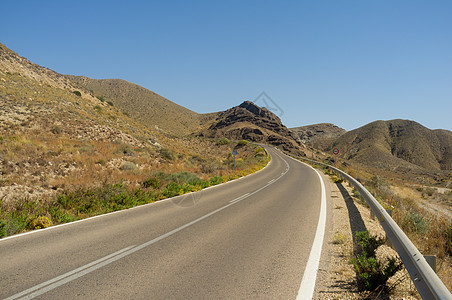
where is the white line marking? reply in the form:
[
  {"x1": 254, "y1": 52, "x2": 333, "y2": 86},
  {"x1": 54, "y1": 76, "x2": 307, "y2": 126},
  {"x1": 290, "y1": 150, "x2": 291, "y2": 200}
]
[
  {"x1": 229, "y1": 193, "x2": 250, "y2": 204},
  {"x1": 6, "y1": 151, "x2": 287, "y2": 299},
  {"x1": 5, "y1": 246, "x2": 136, "y2": 300},
  {"x1": 296, "y1": 165, "x2": 327, "y2": 300},
  {"x1": 268, "y1": 179, "x2": 275, "y2": 184}
]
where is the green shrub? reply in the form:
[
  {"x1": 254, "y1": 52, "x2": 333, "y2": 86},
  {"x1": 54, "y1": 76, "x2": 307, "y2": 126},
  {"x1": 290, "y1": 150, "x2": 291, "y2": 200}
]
[
  {"x1": 402, "y1": 212, "x2": 431, "y2": 234},
  {"x1": 159, "y1": 148, "x2": 173, "y2": 160},
  {"x1": 115, "y1": 144, "x2": 136, "y2": 157},
  {"x1": 163, "y1": 182, "x2": 182, "y2": 198},
  {"x1": 94, "y1": 105, "x2": 102, "y2": 112},
  {"x1": 255, "y1": 147, "x2": 265, "y2": 157},
  {"x1": 0, "y1": 220, "x2": 7, "y2": 238},
  {"x1": 217, "y1": 137, "x2": 231, "y2": 145},
  {"x1": 97, "y1": 96, "x2": 105, "y2": 102},
  {"x1": 237, "y1": 140, "x2": 249, "y2": 147},
  {"x1": 331, "y1": 175, "x2": 344, "y2": 184},
  {"x1": 72, "y1": 90, "x2": 82, "y2": 97},
  {"x1": 350, "y1": 231, "x2": 402, "y2": 292},
  {"x1": 30, "y1": 216, "x2": 52, "y2": 229},
  {"x1": 5, "y1": 212, "x2": 28, "y2": 236},
  {"x1": 355, "y1": 230, "x2": 385, "y2": 257},
  {"x1": 425, "y1": 187, "x2": 434, "y2": 197},
  {"x1": 142, "y1": 177, "x2": 160, "y2": 189},
  {"x1": 210, "y1": 176, "x2": 224, "y2": 186},
  {"x1": 107, "y1": 101, "x2": 114, "y2": 106},
  {"x1": 50, "y1": 126, "x2": 62, "y2": 134}
]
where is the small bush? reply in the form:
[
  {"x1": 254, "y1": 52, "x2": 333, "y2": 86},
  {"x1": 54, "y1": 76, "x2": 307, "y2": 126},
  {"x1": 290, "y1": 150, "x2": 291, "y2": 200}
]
[
  {"x1": 331, "y1": 175, "x2": 343, "y2": 184},
  {"x1": 210, "y1": 176, "x2": 224, "y2": 186},
  {"x1": 50, "y1": 126, "x2": 62, "y2": 134},
  {"x1": 355, "y1": 230, "x2": 385, "y2": 257},
  {"x1": 402, "y1": 212, "x2": 431, "y2": 234},
  {"x1": 255, "y1": 147, "x2": 265, "y2": 157},
  {"x1": 350, "y1": 231, "x2": 402, "y2": 292},
  {"x1": 94, "y1": 105, "x2": 102, "y2": 112},
  {"x1": 120, "y1": 161, "x2": 136, "y2": 171},
  {"x1": 217, "y1": 137, "x2": 231, "y2": 145},
  {"x1": 30, "y1": 216, "x2": 52, "y2": 229},
  {"x1": 425, "y1": 187, "x2": 435, "y2": 197},
  {"x1": 115, "y1": 144, "x2": 136, "y2": 157},
  {"x1": 142, "y1": 177, "x2": 160, "y2": 189},
  {"x1": 237, "y1": 140, "x2": 249, "y2": 147},
  {"x1": 107, "y1": 101, "x2": 114, "y2": 106},
  {"x1": 97, "y1": 96, "x2": 105, "y2": 102},
  {"x1": 333, "y1": 233, "x2": 346, "y2": 245},
  {"x1": 72, "y1": 90, "x2": 82, "y2": 97},
  {"x1": 0, "y1": 220, "x2": 7, "y2": 238},
  {"x1": 159, "y1": 148, "x2": 173, "y2": 160}
]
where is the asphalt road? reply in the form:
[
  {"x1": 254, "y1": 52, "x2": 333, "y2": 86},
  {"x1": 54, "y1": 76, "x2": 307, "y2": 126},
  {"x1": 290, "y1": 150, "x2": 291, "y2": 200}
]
[{"x1": 0, "y1": 146, "x2": 327, "y2": 299}]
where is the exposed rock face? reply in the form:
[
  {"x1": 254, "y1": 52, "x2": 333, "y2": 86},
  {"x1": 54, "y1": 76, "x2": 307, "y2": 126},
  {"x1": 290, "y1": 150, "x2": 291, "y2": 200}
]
[
  {"x1": 291, "y1": 123, "x2": 346, "y2": 149},
  {"x1": 201, "y1": 101, "x2": 305, "y2": 155}
]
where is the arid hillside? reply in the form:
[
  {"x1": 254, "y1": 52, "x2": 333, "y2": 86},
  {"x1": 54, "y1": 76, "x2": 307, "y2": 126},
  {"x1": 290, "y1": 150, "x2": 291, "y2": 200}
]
[
  {"x1": 291, "y1": 123, "x2": 346, "y2": 149},
  {"x1": 326, "y1": 119, "x2": 452, "y2": 172},
  {"x1": 67, "y1": 76, "x2": 214, "y2": 136},
  {"x1": 0, "y1": 43, "x2": 268, "y2": 234},
  {"x1": 200, "y1": 101, "x2": 305, "y2": 156}
]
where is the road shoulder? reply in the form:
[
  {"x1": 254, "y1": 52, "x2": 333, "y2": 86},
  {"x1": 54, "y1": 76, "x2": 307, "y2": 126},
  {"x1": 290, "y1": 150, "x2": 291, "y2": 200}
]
[{"x1": 314, "y1": 174, "x2": 420, "y2": 299}]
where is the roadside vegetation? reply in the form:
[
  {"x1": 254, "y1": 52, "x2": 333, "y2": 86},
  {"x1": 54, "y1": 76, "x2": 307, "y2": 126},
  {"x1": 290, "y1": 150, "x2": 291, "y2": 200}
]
[
  {"x1": 301, "y1": 157, "x2": 451, "y2": 294},
  {"x1": 0, "y1": 71, "x2": 269, "y2": 239},
  {"x1": 335, "y1": 163, "x2": 452, "y2": 293},
  {"x1": 350, "y1": 231, "x2": 402, "y2": 293},
  {"x1": 0, "y1": 137, "x2": 268, "y2": 238}
]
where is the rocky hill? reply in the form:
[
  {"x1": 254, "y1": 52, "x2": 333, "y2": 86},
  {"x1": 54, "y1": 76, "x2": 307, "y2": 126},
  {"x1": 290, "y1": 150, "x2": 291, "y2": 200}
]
[
  {"x1": 291, "y1": 123, "x2": 346, "y2": 149},
  {"x1": 327, "y1": 119, "x2": 452, "y2": 171},
  {"x1": 0, "y1": 43, "x2": 264, "y2": 203},
  {"x1": 200, "y1": 101, "x2": 305, "y2": 155},
  {"x1": 67, "y1": 76, "x2": 213, "y2": 136}
]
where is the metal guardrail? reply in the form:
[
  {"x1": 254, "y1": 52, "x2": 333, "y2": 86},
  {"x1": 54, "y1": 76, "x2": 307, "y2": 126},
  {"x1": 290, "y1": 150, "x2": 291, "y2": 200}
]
[{"x1": 300, "y1": 158, "x2": 452, "y2": 299}]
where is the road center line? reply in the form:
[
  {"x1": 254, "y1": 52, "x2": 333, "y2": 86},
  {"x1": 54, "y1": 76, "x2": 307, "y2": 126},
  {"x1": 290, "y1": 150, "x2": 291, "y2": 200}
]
[
  {"x1": 7, "y1": 150, "x2": 290, "y2": 300},
  {"x1": 229, "y1": 193, "x2": 250, "y2": 204},
  {"x1": 5, "y1": 245, "x2": 136, "y2": 300}
]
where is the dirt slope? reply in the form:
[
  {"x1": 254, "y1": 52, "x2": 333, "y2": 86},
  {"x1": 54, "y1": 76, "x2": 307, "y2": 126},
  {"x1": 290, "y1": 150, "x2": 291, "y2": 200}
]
[{"x1": 67, "y1": 76, "x2": 212, "y2": 136}]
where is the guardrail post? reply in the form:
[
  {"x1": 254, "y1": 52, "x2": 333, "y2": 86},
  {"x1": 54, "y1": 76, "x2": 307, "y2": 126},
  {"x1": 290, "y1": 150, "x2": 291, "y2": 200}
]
[
  {"x1": 385, "y1": 209, "x2": 393, "y2": 247},
  {"x1": 424, "y1": 255, "x2": 437, "y2": 273}
]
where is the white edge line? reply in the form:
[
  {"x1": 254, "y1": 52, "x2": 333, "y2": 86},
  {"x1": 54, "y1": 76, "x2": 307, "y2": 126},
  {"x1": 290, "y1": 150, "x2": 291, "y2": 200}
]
[
  {"x1": 1, "y1": 151, "x2": 273, "y2": 243},
  {"x1": 296, "y1": 162, "x2": 327, "y2": 300}
]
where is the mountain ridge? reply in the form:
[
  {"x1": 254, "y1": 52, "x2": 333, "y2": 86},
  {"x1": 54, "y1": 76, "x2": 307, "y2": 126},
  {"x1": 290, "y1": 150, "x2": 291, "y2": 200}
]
[{"x1": 327, "y1": 119, "x2": 452, "y2": 171}]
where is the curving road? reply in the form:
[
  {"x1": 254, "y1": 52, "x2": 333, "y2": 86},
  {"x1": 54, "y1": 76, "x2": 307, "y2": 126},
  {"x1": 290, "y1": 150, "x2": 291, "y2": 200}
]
[{"x1": 0, "y1": 146, "x2": 327, "y2": 299}]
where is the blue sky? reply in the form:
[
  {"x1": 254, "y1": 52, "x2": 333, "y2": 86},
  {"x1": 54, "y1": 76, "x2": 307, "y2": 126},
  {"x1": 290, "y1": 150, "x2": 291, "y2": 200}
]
[{"x1": 2, "y1": 1, "x2": 451, "y2": 131}]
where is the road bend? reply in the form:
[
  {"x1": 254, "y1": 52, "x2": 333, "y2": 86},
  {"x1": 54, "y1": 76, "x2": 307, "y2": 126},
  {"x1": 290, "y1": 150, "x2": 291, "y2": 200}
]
[{"x1": 1, "y1": 146, "x2": 328, "y2": 299}]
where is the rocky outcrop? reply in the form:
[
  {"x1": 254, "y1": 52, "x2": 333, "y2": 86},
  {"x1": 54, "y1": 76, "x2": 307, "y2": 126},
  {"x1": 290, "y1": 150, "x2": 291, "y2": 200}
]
[
  {"x1": 291, "y1": 123, "x2": 346, "y2": 149},
  {"x1": 200, "y1": 101, "x2": 305, "y2": 155}
]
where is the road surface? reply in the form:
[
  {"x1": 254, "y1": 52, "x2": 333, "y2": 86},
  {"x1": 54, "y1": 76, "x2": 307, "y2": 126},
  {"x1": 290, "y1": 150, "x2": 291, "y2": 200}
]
[{"x1": 0, "y1": 146, "x2": 328, "y2": 299}]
